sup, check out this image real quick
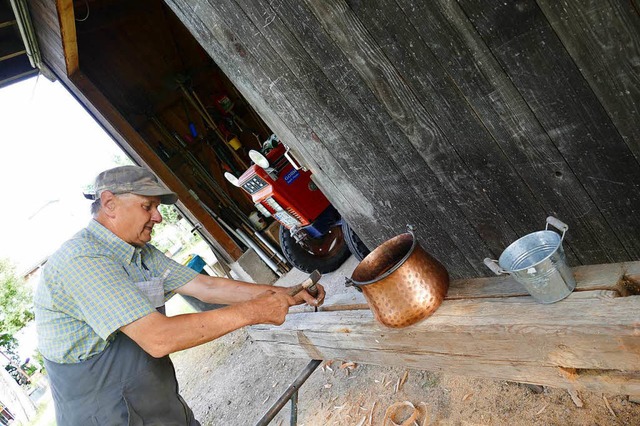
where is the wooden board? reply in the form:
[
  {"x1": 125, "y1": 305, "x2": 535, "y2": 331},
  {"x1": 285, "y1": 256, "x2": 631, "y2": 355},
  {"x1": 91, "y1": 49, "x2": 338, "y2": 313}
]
[
  {"x1": 251, "y1": 262, "x2": 640, "y2": 395},
  {"x1": 385, "y1": 0, "x2": 625, "y2": 265},
  {"x1": 537, "y1": 0, "x2": 640, "y2": 161},
  {"x1": 457, "y1": 0, "x2": 640, "y2": 259},
  {"x1": 55, "y1": 0, "x2": 78, "y2": 76}
]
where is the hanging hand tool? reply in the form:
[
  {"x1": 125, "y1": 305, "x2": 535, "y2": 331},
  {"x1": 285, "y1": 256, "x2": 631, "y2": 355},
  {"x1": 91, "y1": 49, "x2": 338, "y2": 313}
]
[
  {"x1": 176, "y1": 79, "x2": 249, "y2": 170},
  {"x1": 150, "y1": 115, "x2": 252, "y2": 227},
  {"x1": 182, "y1": 98, "x2": 198, "y2": 138}
]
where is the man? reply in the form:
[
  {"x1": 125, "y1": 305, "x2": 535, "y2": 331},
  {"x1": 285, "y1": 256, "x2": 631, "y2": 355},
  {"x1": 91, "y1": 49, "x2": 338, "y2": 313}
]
[{"x1": 34, "y1": 165, "x2": 325, "y2": 425}]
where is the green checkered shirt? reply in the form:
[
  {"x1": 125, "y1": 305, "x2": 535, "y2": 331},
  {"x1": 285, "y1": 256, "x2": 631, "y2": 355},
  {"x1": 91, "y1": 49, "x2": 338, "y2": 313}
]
[{"x1": 35, "y1": 219, "x2": 198, "y2": 364}]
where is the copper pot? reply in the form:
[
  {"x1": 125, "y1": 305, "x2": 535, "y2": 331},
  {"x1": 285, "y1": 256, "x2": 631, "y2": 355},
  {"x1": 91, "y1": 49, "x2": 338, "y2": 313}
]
[{"x1": 345, "y1": 227, "x2": 449, "y2": 328}]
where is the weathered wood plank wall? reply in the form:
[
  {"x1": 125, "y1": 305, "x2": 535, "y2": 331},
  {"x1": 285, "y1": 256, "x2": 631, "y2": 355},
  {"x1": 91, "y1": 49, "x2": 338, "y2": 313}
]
[{"x1": 161, "y1": 1, "x2": 640, "y2": 277}]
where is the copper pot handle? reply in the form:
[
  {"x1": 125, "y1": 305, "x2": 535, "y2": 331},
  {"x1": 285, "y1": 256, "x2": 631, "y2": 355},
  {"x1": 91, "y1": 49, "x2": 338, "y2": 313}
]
[{"x1": 344, "y1": 277, "x2": 362, "y2": 292}]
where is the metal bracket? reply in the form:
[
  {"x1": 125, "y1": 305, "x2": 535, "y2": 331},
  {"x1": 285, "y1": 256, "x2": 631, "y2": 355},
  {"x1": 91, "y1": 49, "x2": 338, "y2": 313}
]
[{"x1": 284, "y1": 144, "x2": 308, "y2": 172}]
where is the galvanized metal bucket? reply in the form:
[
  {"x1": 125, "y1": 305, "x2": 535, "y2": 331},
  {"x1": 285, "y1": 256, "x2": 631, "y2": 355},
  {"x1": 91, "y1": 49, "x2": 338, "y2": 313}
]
[{"x1": 483, "y1": 217, "x2": 576, "y2": 304}]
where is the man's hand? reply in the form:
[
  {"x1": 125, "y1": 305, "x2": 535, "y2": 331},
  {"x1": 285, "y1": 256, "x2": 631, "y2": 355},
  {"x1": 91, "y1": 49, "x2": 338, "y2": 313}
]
[
  {"x1": 273, "y1": 283, "x2": 326, "y2": 307},
  {"x1": 240, "y1": 290, "x2": 297, "y2": 325}
]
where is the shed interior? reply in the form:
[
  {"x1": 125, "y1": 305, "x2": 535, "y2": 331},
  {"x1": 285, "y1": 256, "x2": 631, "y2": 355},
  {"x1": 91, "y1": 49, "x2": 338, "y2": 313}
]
[{"x1": 76, "y1": 0, "x2": 275, "y2": 250}]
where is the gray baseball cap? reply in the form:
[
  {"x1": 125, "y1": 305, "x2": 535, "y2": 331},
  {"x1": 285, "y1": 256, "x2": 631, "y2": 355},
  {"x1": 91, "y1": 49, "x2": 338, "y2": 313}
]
[{"x1": 84, "y1": 165, "x2": 178, "y2": 205}]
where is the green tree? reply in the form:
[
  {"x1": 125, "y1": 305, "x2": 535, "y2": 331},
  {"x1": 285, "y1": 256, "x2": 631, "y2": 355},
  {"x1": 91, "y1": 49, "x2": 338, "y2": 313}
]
[
  {"x1": 151, "y1": 204, "x2": 186, "y2": 254},
  {"x1": 0, "y1": 258, "x2": 34, "y2": 360}
]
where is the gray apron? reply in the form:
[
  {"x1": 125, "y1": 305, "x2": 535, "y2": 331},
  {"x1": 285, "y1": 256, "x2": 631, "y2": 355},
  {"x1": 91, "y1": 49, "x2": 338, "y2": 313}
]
[{"x1": 45, "y1": 276, "x2": 200, "y2": 426}]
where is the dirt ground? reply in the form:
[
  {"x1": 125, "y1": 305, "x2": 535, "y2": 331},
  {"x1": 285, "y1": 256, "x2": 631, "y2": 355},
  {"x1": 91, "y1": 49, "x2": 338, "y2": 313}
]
[{"x1": 170, "y1": 257, "x2": 640, "y2": 426}]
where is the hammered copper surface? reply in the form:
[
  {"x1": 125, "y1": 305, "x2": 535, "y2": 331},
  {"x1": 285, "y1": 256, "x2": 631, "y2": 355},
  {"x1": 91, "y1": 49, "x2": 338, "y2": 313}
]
[{"x1": 351, "y1": 233, "x2": 449, "y2": 328}]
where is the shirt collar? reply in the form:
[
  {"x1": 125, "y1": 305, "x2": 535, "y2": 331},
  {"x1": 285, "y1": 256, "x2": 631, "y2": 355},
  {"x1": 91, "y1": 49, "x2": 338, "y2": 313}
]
[{"x1": 86, "y1": 219, "x2": 140, "y2": 265}]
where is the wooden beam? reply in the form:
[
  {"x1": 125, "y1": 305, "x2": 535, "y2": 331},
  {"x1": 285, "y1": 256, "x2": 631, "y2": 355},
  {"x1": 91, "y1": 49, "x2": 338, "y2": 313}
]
[
  {"x1": 253, "y1": 290, "x2": 640, "y2": 368},
  {"x1": 55, "y1": 0, "x2": 78, "y2": 75},
  {"x1": 250, "y1": 262, "x2": 640, "y2": 395}
]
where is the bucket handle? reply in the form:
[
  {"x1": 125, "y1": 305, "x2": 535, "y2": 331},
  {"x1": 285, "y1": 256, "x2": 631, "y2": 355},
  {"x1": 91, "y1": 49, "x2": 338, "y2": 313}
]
[
  {"x1": 483, "y1": 258, "x2": 507, "y2": 275},
  {"x1": 545, "y1": 216, "x2": 568, "y2": 241}
]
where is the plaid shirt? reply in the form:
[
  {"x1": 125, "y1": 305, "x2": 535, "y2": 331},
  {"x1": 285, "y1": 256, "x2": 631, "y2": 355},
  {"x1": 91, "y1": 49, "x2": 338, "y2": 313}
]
[{"x1": 35, "y1": 220, "x2": 198, "y2": 364}]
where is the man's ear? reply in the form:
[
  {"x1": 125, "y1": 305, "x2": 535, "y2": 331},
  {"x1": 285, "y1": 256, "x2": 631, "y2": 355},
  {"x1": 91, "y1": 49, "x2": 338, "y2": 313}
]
[{"x1": 100, "y1": 191, "x2": 118, "y2": 218}]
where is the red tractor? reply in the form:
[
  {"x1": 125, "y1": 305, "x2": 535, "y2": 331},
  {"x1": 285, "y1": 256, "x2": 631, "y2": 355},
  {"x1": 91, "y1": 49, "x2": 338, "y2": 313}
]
[{"x1": 225, "y1": 135, "x2": 369, "y2": 273}]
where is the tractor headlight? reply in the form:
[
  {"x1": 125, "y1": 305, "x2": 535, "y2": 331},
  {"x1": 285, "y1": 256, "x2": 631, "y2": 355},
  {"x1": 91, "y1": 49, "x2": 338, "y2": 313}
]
[{"x1": 264, "y1": 197, "x2": 283, "y2": 212}]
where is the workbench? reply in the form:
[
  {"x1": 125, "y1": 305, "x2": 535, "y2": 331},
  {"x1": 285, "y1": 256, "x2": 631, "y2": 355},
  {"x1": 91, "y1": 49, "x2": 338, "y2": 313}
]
[{"x1": 248, "y1": 262, "x2": 640, "y2": 397}]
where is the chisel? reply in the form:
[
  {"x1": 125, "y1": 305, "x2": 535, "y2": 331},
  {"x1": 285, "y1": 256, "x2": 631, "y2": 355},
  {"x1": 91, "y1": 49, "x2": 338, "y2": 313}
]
[{"x1": 286, "y1": 270, "x2": 321, "y2": 298}]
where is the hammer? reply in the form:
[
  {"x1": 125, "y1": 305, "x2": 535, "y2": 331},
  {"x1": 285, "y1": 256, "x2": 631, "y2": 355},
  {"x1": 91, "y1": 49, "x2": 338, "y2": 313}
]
[{"x1": 286, "y1": 270, "x2": 322, "y2": 298}]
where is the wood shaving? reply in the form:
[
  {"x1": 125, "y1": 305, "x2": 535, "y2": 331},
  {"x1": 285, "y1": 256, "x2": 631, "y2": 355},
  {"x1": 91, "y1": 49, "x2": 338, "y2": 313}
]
[
  {"x1": 368, "y1": 401, "x2": 377, "y2": 426},
  {"x1": 535, "y1": 404, "x2": 548, "y2": 415},
  {"x1": 325, "y1": 360, "x2": 334, "y2": 372},
  {"x1": 400, "y1": 371, "x2": 409, "y2": 387},
  {"x1": 354, "y1": 416, "x2": 366, "y2": 426},
  {"x1": 462, "y1": 393, "x2": 473, "y2": 402},
  {"x1": 603, "y1": 395, "x2": 617, "y2": 417},
  {"x1": 262, "y1": 395, "x2": 269, "y2": 404},
  {"x1": 383, "y1": 401, "x2": 430, "y2": 426},
  {"x1": 568, "y1": 389, "x2": 584, "y2": 408},
  {"x1": 395, "y1": 371, "x2": 409, "y2": 393}
]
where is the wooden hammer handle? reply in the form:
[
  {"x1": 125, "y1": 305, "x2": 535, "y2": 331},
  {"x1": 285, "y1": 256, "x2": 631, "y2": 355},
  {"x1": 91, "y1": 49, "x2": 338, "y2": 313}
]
[{"x1": 286, "y1": 270, "x2": 321, "y2": 297}]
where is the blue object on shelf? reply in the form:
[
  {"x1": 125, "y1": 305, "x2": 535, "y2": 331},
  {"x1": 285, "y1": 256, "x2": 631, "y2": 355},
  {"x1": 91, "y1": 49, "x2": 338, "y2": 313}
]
[{"x1": 185, "y1": 254, "x2": 206, "y2": 273}]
